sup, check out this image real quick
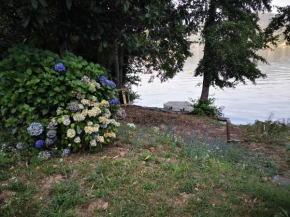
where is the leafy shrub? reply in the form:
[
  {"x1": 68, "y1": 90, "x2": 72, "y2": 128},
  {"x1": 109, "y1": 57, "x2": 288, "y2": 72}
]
[
  {"x1": 247, "y1": 116, "x2": 290, "y2": 145},
  {"x1": 0, "y1": 44, "x2": 117, "y2": 127},
  {"x1": 0, "y1": 44, "x2": 120, "y2": 154},
  {"x1": 189, "y1": 98, "x2": 223, "y2": 117}
]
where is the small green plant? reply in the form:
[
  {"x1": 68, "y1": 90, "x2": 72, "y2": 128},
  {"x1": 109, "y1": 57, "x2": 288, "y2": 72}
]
[{"x1": 189, "y1": 98, "x2": 223, "y2": 117}]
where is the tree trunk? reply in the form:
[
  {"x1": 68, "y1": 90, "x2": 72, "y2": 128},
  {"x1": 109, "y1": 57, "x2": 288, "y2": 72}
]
[
  {"x1": 200, "y1": 73, "x2": 210, "y2": 100},
  {"x1": 113, "y1": 39, "x2": 120, "y2": 89},
  {"x1": 119, "y1": 46, "x2": 124, "y2": 88},
  {"x1": 200, "y1": 0, "x2": 216, "y2": 101}
]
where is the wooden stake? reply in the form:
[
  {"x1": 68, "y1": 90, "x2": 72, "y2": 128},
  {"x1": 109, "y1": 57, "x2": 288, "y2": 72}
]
[
  {"x1": 226, "y1": 120, "x2": 231, "y2": 142},
  {"x1": 122, "y1": 90, "x2": 127, "y2": 105}
]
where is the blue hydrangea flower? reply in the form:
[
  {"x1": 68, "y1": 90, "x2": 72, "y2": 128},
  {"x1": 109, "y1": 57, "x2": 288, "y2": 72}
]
[
  {"x1": 77, "y1": 129, "x2": 83, "y2": 135},
  {"x1": 94, "y1": 134, "x2": 99, "y2": 140},
  {"x1": 109, "y1": 98, "x2": 119, "y2": 105},
  {"x1": 47, "y1": 119, "x2": 58, "y2": 130},
  {"x1": 62, "y1": 148, "x2": 71, "y2": 157},
  {"x1": 46, "y1": 130, "x2": 57, "y2": 138},
  {"x1": 16, "y1": 142, "x2": 24, "y2": 150},
  {"x1": 102, "y1": 123, "x2": 107, "y2": 128},
  {"x1": 99, "y1": 76, "x2": 107, "y2": 84},
  {"x1": 106, "y1": 80, "x2": 116, "y2": 88},
  {"x1": 9, "y1": 126, "x2": 18, "y2": 137},
  {"x1": 69, "y1": 102, "x2": 80, "y2": 112},
  {"x1": 27, "y1": 123, "x2": 43, "y2": 136},
  {"x1": 55, "y1": 63, "x2": 66, "y2": 72},
  {"x1": 35, "y1": 140, "x2": 45, "y2": 149},
  {"x1": 99, "y1": 76, "x2": 116, "y2": 88},
  {"x1": 45, "y1": 137, "x2": 57, "y2": 146}
]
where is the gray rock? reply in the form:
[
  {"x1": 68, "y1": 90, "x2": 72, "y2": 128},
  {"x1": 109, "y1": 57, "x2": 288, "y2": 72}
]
[
  {"x1": 115, "y1": 108, "x2": 127, "y2": 120},
  {"x1": 273, "y1": 175, "x2": 290, "y2": 185},
  {"x1": 163, "y1": 101, "x2": 193, "y2": 112}
]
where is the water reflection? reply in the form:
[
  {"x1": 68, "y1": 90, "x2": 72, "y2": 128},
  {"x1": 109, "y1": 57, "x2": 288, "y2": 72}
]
[{"x1": 133, "y1": 46, "x2": 290, "y2": 124}]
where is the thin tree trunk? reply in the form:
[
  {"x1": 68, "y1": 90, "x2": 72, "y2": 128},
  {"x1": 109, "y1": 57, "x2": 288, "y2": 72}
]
[
  {"x1": 200, "y1": 0, "x2": 216, "y2": 101},
  {"x1": 119, "y1": 46, "x2": 124, "y2": 88},
  {"x1": 113, "y1": 38, "x2": 120, "y2": 88}
]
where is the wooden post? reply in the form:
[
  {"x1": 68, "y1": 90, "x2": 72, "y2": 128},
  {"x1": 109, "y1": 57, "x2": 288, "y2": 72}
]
[
  {"x1": 226, "y1": 120, "x2": 231, "y2": 142},
  {"x1": 122, "y1": 90, "x2": 127, "y2": 105}
]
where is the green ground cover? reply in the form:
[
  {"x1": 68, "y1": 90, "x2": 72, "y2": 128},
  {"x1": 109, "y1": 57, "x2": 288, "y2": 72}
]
[{"x1": 0, "y1": 124, "x2": 289, "y2": 217}]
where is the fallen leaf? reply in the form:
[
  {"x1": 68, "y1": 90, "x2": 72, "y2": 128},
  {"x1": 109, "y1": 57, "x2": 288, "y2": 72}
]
[
  {"x1": 53, "y1": 165, "x2": 60, "y2": 169},
  {"x1": 102, "y1": 202, "x2": 108, "y2": 210},
  {"x1": 145, "y1": 155, "x2": 151, "y2": 161},
  {"x1": 195, "y1": 184, "x2": 200, "y2": 191},
  {"x1": 120, "y1": 151, "x2": 126, "y2": 157},
  {"x1": 253, "y1": 198, "x2": 258, "y2": 204}
]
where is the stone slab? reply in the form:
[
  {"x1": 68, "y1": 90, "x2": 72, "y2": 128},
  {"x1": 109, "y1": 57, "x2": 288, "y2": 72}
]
[
  {"x1": 273, "y1": 175, "x2": 290, "y2": 185},
  {"x1": 163, "y1": 101, "x2": 193, "y2": 112}
]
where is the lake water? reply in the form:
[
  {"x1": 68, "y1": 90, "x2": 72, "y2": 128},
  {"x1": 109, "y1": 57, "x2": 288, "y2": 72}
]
[{"x1": 133, "y1": 46, "x2": 290, "y2": 124}]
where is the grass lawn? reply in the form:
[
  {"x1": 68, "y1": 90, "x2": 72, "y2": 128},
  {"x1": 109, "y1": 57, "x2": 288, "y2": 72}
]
[{"x1": 1, "y1": 108, "x2": 290, "y2": 216}]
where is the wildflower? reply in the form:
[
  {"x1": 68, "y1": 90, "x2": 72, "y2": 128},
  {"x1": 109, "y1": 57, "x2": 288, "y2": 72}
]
[
  {"x1": 38, "y1": 151, "x2": 52, "y2": 160},
  {"x1": 62, "y1": 148, "x2": 71, "y2": 157},
  {"x1": 45, "y1": 137, "x2": 57, "y2": 146},
  {"x1": 67, "y1": 129, "x2": 76, "y2": 138},
  {"x1": 127, "y1": 123, "x2": 136, "y2": 129},
  {"x1": 55, "y1": 63, "x2": 66, "y2": 72},
  {"x1": 74, "y1": 137, "x2": 81, "y2": 143},
  {"x1": 27, "y1": 122, "x2": 43, "y2": 136},
  {"x1": 109, "y1": 98, "x2": 119, "y2": 105},
  {"x1": 16, "y1": 142, "x2": 24, "y2": 150},
  {"x1": 69, "y1": 102, "x2": 80, "y2": 112},
  {"x1": 90, "y1": 140, "x2": 97, "y2": 147},
  {"x1": 35, "y1": 140, "x2": 45, "y2": 149},
  {"x1": 97, "y1": 136, "x2": 104, "y2": 143},
  {"x1": 46, "y1": 130, "x2": 57, "y2": 138},
  {"x1": 73, "y1": 113, "x2": 85, "y2": 122}
]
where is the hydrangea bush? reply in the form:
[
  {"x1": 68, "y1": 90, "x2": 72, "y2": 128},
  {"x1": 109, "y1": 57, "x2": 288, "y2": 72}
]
[{"x1": 0, "y1": 45, "x2": 120, "y2": 156}]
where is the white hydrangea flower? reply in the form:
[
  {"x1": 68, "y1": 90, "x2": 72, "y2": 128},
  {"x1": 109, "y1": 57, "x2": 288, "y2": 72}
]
[
  {"x1": 81, "y1": 99, "x2": 90, "y2": 105},
  {"x1": 62, "y1": 115, "x2": 71, "y2": 126},
  {"x1": 73, "y1": 113, "x2": 85, "y2": 122},
  {"x1": 88, "y1": 107, "x2": 101, "y2": 117},
  {"x1": 97, "y1": 136, "x2": 104, "y2": 143},
  {"x1": 95, "y1": 82, "x2": 101, "y2": 89},
  {"x1": 74, "y1": 137, "x2": 81, "y2": 143},
  {"x1": 78, "y1": 104, "x2": 84, "y2": 110},
  {"x1": 90, "y1": 140, "x2": 97, "y2": 147},
  {"x1": 87, "y1": 121, "x2": 93, "y2": 126},
  {"x1": 67, "y1": 129, "x2": 76, "y2": 138}
]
